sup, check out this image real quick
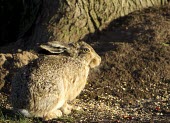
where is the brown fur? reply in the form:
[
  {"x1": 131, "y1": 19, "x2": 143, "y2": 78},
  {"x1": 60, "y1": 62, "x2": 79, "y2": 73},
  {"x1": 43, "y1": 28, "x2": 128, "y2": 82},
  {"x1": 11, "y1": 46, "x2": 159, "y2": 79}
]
[{"x1": 11, "y1": 41, "x2": 101, "y2": 120}]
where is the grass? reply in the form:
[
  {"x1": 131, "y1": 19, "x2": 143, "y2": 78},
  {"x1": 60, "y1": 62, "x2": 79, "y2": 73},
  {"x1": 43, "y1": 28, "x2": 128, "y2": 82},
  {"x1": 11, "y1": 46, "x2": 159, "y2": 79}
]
[
  {"x1": 0, "y1": 107, "x2": 76, "y2": 123},
  {"x1": 161, "y1": 42, "x2": 170, "y2": 46},
  {"x1": 0, "y1": 107, "x2": 39, "y2": 123}
]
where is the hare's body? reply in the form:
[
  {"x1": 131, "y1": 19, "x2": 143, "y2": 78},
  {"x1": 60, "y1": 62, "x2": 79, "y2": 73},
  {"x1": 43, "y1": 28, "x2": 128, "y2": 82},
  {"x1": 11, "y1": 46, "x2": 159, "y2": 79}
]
[{"x1": 11, "y1": 41, "x2": 101, "y2": 120}]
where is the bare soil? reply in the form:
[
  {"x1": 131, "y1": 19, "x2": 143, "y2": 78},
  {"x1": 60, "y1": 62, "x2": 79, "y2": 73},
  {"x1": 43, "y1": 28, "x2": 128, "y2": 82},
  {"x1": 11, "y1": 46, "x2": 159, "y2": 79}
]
[{"x1": 0, "y1": 4, "x2": 170, "y2": 123}]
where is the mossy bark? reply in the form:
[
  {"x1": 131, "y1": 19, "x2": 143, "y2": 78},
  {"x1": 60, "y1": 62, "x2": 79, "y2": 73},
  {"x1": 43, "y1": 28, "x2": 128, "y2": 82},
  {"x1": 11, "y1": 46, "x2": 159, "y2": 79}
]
[{"x1": 22, "y1": 0, "x2": 169, "y2": 48}]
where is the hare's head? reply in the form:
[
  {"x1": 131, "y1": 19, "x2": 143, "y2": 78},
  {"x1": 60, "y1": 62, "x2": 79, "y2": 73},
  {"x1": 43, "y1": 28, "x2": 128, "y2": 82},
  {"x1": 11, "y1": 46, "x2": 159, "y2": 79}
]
[
  {"x1": 74, "y1": 41, "x2": 101, "y2": 68},
  {"x1": 40, "y1": 41, "x2": 101, "y2": 68}
]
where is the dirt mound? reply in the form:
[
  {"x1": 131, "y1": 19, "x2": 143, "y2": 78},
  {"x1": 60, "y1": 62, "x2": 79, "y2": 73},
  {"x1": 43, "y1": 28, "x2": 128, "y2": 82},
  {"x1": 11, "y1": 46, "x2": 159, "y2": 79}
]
[
  {"x1": 78, "y1": 4, "x2": 170, "y2": 122},
  {"x1": 82, "y1": 3, "x2": 170, "y2": 103}
]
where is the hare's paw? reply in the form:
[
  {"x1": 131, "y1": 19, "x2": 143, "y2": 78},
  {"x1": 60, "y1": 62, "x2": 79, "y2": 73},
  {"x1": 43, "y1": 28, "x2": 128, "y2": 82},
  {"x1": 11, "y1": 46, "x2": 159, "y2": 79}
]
[
  {"x1": 61, "y1": 103, "x2": 72, "y2": 115},
  {"x1": 43, "y1": 110, "x2": 62, "y2": 121}
]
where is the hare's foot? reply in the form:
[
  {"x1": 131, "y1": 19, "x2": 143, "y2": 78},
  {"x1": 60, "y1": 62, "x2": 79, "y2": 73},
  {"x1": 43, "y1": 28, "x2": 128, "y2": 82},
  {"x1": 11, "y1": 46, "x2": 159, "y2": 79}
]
[
  {"x1": 43, "y1": 110, "x2": 62, "y2": 121},
  {"x1": 61, "y1": 103, "x2": 72, "y2": 115}
]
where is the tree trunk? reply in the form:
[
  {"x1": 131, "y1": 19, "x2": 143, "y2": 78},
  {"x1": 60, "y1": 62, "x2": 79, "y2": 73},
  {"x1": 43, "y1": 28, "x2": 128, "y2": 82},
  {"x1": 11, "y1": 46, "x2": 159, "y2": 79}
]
[{"x1": 20, "y1": 0, "x2": 169, "y2": 49}]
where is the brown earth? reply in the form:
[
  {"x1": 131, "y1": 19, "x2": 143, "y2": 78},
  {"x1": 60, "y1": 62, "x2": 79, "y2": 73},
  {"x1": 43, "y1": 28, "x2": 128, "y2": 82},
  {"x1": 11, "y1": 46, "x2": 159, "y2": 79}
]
[{"x1": 0, "y1": 4, "x2": 170, "y2": 123}]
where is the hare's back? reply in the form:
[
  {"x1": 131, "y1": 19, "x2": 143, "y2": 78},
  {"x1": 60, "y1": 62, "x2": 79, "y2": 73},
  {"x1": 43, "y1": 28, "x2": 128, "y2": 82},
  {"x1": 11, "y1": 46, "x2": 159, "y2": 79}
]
[
  {"x1": 33, "y1": 55, "x2": 84, "y2": 74},
  {"x1": 30, "y1": 55, "x2": 86, "y2": 84}
]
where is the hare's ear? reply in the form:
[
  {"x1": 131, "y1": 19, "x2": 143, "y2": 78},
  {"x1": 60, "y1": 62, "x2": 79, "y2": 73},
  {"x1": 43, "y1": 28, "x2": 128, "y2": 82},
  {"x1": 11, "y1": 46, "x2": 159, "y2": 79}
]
[{"x1": 40, "y1": 42, "x2": 68, "y2": 53}]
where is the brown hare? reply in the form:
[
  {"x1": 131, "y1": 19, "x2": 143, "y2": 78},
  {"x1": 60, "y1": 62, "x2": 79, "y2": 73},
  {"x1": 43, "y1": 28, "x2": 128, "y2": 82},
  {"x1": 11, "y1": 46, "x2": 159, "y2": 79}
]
[{"x1": 11, "y1": 41, "x2": 101, "y2": 120}]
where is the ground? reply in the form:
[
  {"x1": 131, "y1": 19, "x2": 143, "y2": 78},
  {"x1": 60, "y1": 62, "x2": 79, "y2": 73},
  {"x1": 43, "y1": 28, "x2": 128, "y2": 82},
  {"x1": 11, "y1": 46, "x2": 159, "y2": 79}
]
[{"x1": 0, "y1": 4, "x2": 170, "y2": 123}]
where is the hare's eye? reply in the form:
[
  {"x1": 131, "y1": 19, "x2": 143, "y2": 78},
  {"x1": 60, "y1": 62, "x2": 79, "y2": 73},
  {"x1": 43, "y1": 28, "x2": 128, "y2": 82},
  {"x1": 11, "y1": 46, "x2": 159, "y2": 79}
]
[{"x1": 81, "y1": 48, "x2": 90, "y2": 53}]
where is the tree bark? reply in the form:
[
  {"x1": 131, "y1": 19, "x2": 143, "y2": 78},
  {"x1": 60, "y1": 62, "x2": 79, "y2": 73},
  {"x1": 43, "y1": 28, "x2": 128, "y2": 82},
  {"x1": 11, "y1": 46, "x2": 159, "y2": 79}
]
[{"x1": 20, "y1": 0, "x2": 169, "y2": 49}]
